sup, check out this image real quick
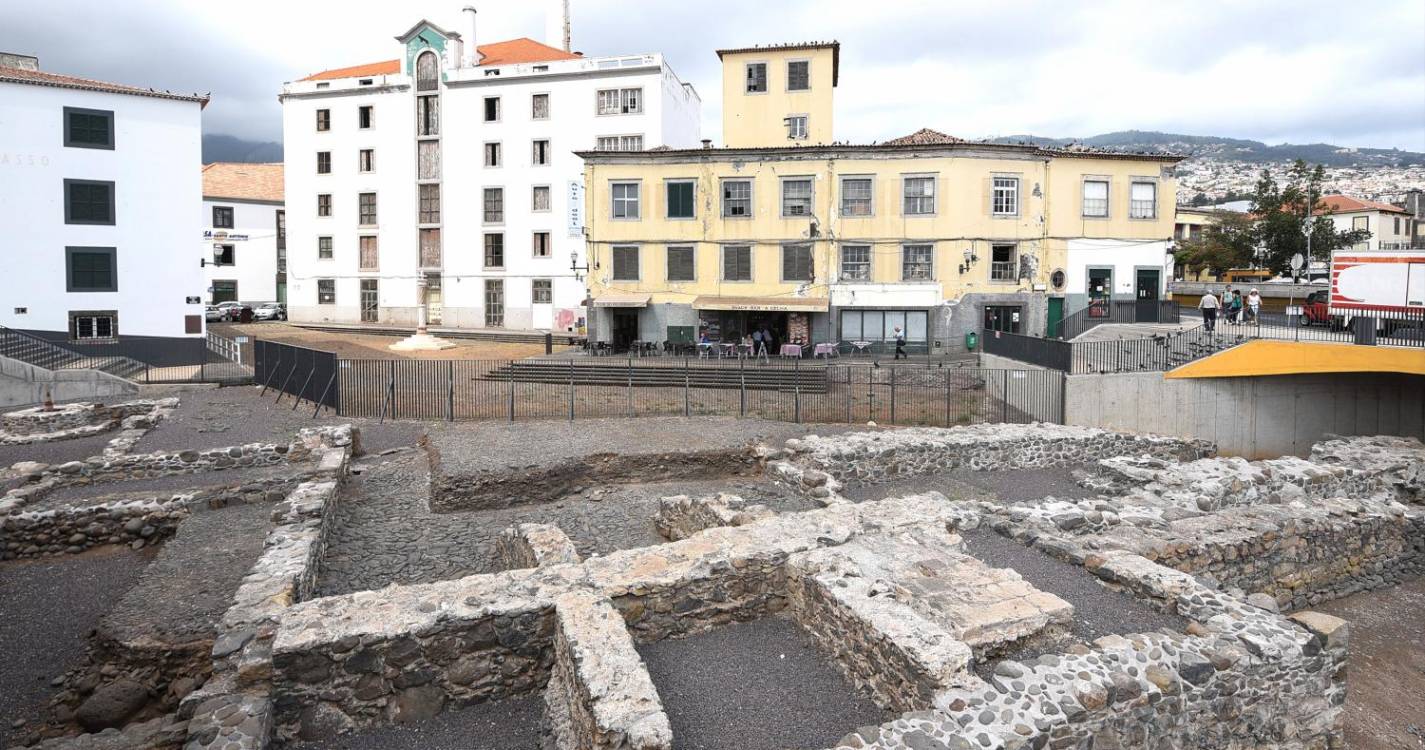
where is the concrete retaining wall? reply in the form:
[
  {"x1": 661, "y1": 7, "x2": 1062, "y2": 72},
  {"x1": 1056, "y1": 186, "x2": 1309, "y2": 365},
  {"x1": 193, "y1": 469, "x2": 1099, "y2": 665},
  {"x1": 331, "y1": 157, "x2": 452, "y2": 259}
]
[{"x1": 0, "y1": 356, "x2": 138, "y2": 408}]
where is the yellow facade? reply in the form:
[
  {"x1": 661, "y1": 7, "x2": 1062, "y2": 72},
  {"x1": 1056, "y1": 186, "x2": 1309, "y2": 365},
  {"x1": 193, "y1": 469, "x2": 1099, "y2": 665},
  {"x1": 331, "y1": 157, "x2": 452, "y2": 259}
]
[
  {"x1": 718, "y1": 43, "x2": 837, "y2": 148},
  {"x1": 580, "y1": 145, "x2": 1179, "y2": 308}
]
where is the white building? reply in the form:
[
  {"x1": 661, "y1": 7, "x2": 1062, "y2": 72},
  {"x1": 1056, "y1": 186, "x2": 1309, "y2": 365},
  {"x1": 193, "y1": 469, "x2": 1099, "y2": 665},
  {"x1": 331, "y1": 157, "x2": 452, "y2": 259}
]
[
  {"x1": 0, "y1": 53, "x2": 209, "y2": 365},
  {"x1": 202, "y1": 163, "x2": 285, "y2": 304},
  {"x1": 278, "y1": 14, "x2": 701, "y2": 333},
  {"x1": 1316, "y1": 195, "x2": 1415, "y2": 251}
]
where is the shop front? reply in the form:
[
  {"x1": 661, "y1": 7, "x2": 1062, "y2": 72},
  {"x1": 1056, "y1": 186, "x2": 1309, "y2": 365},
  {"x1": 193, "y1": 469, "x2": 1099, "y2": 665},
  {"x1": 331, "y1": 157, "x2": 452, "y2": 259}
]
[
  {"x1": 591, "y1": 294, "x2": 651, "y2": 351},
  {"x1": 690, "y1": 295, "x2": 829, "y2": 353}
]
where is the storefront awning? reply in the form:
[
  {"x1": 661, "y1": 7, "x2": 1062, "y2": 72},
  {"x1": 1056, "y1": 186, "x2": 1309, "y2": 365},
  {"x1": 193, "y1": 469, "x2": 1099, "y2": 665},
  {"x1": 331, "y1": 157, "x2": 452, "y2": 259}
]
[
  {"x1": 592, "y1": 294, "x2": 651, "y2": 308},
  {"x1": 691, "y1": 296, "x2": 829, "y2": 313}
]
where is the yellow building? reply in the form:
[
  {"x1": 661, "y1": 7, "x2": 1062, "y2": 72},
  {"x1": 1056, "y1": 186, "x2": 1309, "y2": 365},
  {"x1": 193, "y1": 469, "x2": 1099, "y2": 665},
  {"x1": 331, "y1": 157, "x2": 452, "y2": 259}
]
[
  {"x1": 579, "y1": 43, "x2": 1182, "y2": 352},
  {"x1": 717, "y1": 42, "x2": 837, "y2": 148}
]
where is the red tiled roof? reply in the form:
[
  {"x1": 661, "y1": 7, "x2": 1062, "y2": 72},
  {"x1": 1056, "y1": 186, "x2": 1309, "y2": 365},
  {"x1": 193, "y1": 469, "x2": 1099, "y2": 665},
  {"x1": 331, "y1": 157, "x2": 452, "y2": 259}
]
[
  {"x1": 301, "y1": 38, "x2": 580, "y2": 82},
  {"x1": 202, "y1": 162, "x2": 284, "y2": 203},
  {"x1": 884, "y1": 128, "x2": 963, "y2": 146},
  {"x1": 0, "y1": 65, "x2": 208, "y2": 106},
  {"x1": 1316, "y1": 194, "x2": 1408, "y2": 215}
]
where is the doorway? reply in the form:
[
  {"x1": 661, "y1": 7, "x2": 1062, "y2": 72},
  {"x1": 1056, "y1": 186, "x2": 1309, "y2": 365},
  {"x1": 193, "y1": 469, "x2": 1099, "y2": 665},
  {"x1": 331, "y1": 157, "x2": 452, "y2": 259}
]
[
  {"x1": 1087, "y1": 268, "x2": 1112, "y2": 317},
  {"x1": 360, "y1": 279, "x2": 378, "y2": 323},
  {"x1": 612, "y1": 310, "x2": 639, "y2": 351},
  {"x1": 1134, "y1": 268, "x2": 1161, "y2": 323},
  {"x1": 425, "y1": 274, "x2": 444, "y2": 326},
  {"x1": 1047, "y1": 297, "x2": 1064, "y2": 338},
  {"x1": 983, "y1": 305, "x2": 1023, "y2": 334}
]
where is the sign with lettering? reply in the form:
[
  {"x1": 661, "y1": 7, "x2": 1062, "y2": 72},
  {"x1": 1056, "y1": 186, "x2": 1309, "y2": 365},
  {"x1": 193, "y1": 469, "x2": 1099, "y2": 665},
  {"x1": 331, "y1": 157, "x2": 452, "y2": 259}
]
[
  {"x1": 567, "y1": 180, "x2": 584, "y2": 238},
  {"x1": 203, "y1": 230, "x2": 250, "y2": 241}
]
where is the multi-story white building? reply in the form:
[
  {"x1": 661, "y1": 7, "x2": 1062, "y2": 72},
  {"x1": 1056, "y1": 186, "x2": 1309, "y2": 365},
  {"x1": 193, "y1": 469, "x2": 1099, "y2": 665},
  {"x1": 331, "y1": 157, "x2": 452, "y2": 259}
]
[
  {"x1": 0, "y1": 53, "x2": 209, "y2": 365},
  {"x1": 202, "y1": 162, "x2": 285, "y2": 304},
  {"x1": 279, "y1": 14, "x2": 701, "y2": 333},
  {"x1": 1317, "y1": 195, "x2": 1416, "y2": 251}
]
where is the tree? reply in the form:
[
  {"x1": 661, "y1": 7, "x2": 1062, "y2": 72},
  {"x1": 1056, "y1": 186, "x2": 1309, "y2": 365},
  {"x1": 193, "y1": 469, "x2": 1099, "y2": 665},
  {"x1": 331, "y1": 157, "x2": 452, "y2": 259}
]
[
  {"x1": 1173, "y1": 211, "x2": 1258, "y2": 280},
  {"x1": 1251, "y1": 160, "x2": 1370, "y2": 274}
]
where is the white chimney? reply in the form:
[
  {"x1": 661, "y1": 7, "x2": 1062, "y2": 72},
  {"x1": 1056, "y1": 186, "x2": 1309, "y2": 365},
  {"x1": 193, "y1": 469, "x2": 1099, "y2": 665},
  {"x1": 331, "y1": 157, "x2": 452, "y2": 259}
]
[{"x1": 462, "y1": 6, "x2": 478, "y2": 66}]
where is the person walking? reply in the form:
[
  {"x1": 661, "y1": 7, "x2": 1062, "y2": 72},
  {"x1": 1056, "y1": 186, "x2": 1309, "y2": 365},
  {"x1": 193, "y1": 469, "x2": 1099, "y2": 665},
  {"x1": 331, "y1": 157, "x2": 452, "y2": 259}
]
[
  {"x1": 893, "y1": 326, "x2": 908, "y2": 360},
  {"x1": 1198, "y1": 291, "x2": 1219, "y2": 332},
  {"x1": 1247, "y1": 288, "x2": 1262, "y2": 324},
  {"x1": 1229, "y1": 290, "x2": 1244, "y2": 324}
]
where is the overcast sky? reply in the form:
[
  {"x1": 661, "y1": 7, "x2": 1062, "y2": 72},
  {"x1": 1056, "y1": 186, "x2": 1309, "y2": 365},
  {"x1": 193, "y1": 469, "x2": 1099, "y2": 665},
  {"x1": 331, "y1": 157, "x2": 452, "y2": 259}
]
[{"x1": 4, "y1": 0, "x2": 1423, "y2": 151}]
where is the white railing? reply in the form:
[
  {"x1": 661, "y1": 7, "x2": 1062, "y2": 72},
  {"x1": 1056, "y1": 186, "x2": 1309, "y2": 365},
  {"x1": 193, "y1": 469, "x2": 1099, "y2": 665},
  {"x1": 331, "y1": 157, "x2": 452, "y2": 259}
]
[{"x1": 207, "y1": 331, "x2": 242, "y2": 364}]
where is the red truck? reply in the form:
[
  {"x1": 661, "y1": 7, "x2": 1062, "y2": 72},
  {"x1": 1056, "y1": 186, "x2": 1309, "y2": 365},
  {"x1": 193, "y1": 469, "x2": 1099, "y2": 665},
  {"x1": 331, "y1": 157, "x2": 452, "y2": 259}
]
[{"x1": 1300, "y1": 251, "x2": 1425, "y2": 333}]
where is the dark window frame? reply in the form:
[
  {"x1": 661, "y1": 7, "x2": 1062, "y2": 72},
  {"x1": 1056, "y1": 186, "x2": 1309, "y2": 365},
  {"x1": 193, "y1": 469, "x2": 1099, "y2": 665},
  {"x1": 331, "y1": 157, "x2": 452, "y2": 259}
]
[
  {"x1": 722, "y1": 245, "x2": 753, "y2": 282},
  {"x1": 212, "y1": 205, "x2": 234, "y2": 228},
  {"x1": 63, "y1": 179, "x2": 116, "y2": 225},
  {"x1": 781, "y1": 243, "x2": 813, "y2": 282},
  {"x1": 666, "y1": 180, "x2": 695, "y2": 219},
  {"x1": 317, "y1": 279, "x2": 336, "y2": 305},
  {"x1": 63, "y1": 107, "x2": 114, "y2": 150},
  {"x1": 213, "y1": 244, "x2": 236, "y2": 267},
  {"x1": 316, "y1": 151, "x2": 332, "y2": 174},
  {"x1": 358, "y1": 192, "x2": 377, "y2": 225},
  {"x1": 316, "y1": 108, "x2": 331, "y2": 132},
  {"x1": 666, "y1": 245, "x2": 695, "y2": 282},
  {"x1": 64, "y1": 246, "x2": 117, "y2": 292},
  {"x1": 611, "y1": 245, "x2": 640, "y2": 281},
  {"x1": 532, "y1": 278, "x2": 553, "y2": 304},
  {"x1": 68, "y1": 310, "x2": 118, "y2": 343},
  {"x1": 358, "y1": 105, "x2": 373, "y2": 129},
  {"x1": 484, "y1": 233, "x2": 505, "y2": 269}
]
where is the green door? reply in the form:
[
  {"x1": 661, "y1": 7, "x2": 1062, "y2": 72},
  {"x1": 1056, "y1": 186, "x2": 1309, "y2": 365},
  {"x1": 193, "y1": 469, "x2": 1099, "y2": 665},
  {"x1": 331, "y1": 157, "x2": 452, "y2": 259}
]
[{"x1": 1047, "y1": 297, "x2": 1064, "y2": 338}]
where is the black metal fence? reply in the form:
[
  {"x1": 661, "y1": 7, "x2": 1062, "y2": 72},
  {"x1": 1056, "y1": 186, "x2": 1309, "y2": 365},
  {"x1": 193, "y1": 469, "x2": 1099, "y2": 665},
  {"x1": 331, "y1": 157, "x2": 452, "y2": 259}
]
[
  {"x1": 0, "y1": 324, "x2": 252, "y2": 385},
  {"x1": 982, "y1": 329, "x2": 1074, "y2": 371},
  {"x1": 254, "y1": 340, "x2": 340, "y2": 414},
  {"x1": 1210, "y1": 305, "x2": 1425, "y2": 348},
  {"x1": 1059, "y1": 300, "x2": 1180, "y2": 340}
]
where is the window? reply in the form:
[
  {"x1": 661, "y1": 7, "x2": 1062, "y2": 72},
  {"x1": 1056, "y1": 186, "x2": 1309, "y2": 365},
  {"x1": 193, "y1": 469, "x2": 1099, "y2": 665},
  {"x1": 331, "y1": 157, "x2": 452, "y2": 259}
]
[
  {"x1": 212, "y1": 205, "x2": 234, "y2": 228},
  {"x1": 316, "y1": 109, "x2": 330, "y2": 131},
  {"x1": 787, "y1": 60, "x2": 809, "y2": 91},
  {"x1": 70, "y1": 311, "x2": 117, "y2": 341},
  {"x1": 841, "y1": 177, "x2": 872, "y2": 217},
  {"x1": 723, "y1": 245, "x2": 752, "y2": 281},
  {"x1": 359, "y1": 149, "x2": 375, "y2": 173},
  {"x1": 597, "y1": 87, "x2": 642, "y2": 115},
  {"x1": 211, "y1": 279, "x2": 238, "y2": 303},
  {"x1": 276, "y1": 210, "x2": 286, "y2": 252},
  {"x1": 666, "y1": 246, "x2": 695, "y2": 281},
  {"x1": 612, "y1": 245, "x2": 640, "y2": 281},
  {"x1": 360, "y1": 279, "x2": 378, "y2": 322},
  {"x1": 532, "y1": 185, "x2": 551, "y2": 212},
  {"x1": 418, "y1": 141, "x2": 440, "y2": 179},
  {"x1": 484, "y1": 97, "x2": 500, "y2": 122},
  {"x1": 419, "y1": 228, "x2": 441, "y2": 267},
  {"x1": 596, "y1": 135, "x2": 644, "y2": 151},
  {"x1": 745, "y1": 62, "x2": 767, "y2": 93},
  {"x1": 902, "y1": 176, "x2": 935, "y2": 215},
  {"x1": 358, "y1": 192, "x2": 377, "y2": 225},
  {"x1": 64, "y1": 179, "x2": 114, "y2": 225},
  {"x1": 840, "y1": 309, "x2": 928, "y2": 345},
  {"x1": 532, "y1": 93, "x2": 550, "y2": 119},
  {"x1": 483, "y1": 188, "x2": 504, "y2": 223},
  {"x1": 416, "y1": 53, "x2": 439, "y2": 91},
  {"x1": 532, "y1": 139, "x2": 550, "y2": 166},
  {"x1": 992, "y1": 176, "x2": 1019, "y2": 216},
  {"x1": 1129, "y1": 181, "x2": 1157, "y2": 219},
  {"x1": 316, "y1": 193, "x2": 331, "y2": 217},
  {"x1": 611, "y1": 181, "x2": 640, "y2": 219},
  {"x1": 902, "y1": 244, "x2": 934, "y2": 281},
  {"x1": 990, "y1": 243, "x2": 1017, "y2": 281},
  {"x1": 484, "y1": 142, "x2": 502, "y2": 167},
  {"x1": 786, "y1": 115, "x2": 808, "y2": 140},
  {"x1": 317, "y1": 151, "x2": 331, "y2": 174},
  {"x1": 358, "y1": 105, "x2": 373, "y2": 129},
  {"x1": 359, "y1": 236, "x2": 378, "y2": 270},
  {"x1": 840, "y1": 245, "x2": 871, "y2": 281},
  {"x1": 63, "y1": 107, "x2": 113, "y2": 149},
  {"x1": 484, "y1": 280, "x2": 504, "y2": 328},
  {"x1": 781, "y1": 178, "x2": 813, "y2": 217},
  {"x1": 666, "y1": 180, "x2": 695, "y2": 219},
  {"x1": 484, "y1": 233, "x2": 505, "y2": 268},
  {"x1": 416, "y1": 96, "x2": 439, "y2": 136},
  {"x1": 722, "y1": 180, "x2": 752, "y2": 217},
  {"x1": 782, "y1": 244, "x2": 813, "y2": 281},
  {"x1": 213, "y1": 245, "x2": 235, "y2": 266},
  {"x1": 317, "y1": 279, "x2": 335, "y2": 305},
  {"x1": 1083, "y1": 179, "x2": 1109, "y2": 217},
  {"x1": 66, "y1": 247, "x2": 116, "y2": 292},
  {"x1": 533, "y1": 232, "x2": 551, "y2": 257},
  {"x1": 419, "y1": 184, "x2": 440, "y2": 223},
  {"x1": 532, "y1": 279, "x2": 553, "y2": 304},
  {"x1": 318, "y1": 236, "x2": 333, "y2": 259}
]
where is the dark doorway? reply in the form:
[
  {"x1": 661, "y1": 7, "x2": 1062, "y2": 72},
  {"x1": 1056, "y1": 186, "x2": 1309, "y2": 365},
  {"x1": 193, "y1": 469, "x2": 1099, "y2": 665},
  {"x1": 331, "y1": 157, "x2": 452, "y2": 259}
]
[
  {"x1": 360, "y1": 279, "x2": 378, "y2": 323},
  {"x1": 1135, "y1": 269, "x2": 1161, "y2": 322},
  {"x1": 1087, "y1": 268, "x2": 1112, "y2": 318},
  {"x1": 612, "y1": 310, "x2": 639, "y2": 351},
  {"x1": 983, "y1": 305, "x2": 1023, "y2": 334}
]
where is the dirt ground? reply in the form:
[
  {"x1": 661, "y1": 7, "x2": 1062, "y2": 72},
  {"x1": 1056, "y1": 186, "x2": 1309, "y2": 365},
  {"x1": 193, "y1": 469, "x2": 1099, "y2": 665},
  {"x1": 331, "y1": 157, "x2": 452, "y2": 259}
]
[
  {"x1": 1316, "y1": 576, "x2": 1425, "y2": 750},
  {"x1": 214, "y1": 322, "x2": 574, "y2": 361}
]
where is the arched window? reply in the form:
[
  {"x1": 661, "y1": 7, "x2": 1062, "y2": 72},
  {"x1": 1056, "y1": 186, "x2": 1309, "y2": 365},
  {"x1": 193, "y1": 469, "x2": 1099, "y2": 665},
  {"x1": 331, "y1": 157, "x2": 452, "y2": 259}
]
[{"x1": 416, "y1": 51, "x2": 439, "y2": 92}]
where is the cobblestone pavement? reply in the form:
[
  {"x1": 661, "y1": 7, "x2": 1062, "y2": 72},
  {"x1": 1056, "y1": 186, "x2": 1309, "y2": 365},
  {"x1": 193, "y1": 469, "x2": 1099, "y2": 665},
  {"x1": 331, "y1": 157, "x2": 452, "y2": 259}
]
[
  {"x1": 317, "y1": 451, "x2": 808, "y2": 597},
  {"x1": 0, "y1": 432, "x2": 118, "y2": 470},
  {"x1": 0, "y1": 547, "x2": 156, "y2": 747},
  {"x1": 286, "y1": 695, "x2": 545, "y2": 750},
  {"x1": 637, "y1": 616, "x2": 890, "y2": 750},
  {"x1": 840, "y1": 467, "x2": 1092, "y2": 505},
  {"x1": 32, "y1": 464, "x2": 302, "y2": 510},
  {"x1": 1317, "y1": 575, "x2": 1425, "y2": 750}
]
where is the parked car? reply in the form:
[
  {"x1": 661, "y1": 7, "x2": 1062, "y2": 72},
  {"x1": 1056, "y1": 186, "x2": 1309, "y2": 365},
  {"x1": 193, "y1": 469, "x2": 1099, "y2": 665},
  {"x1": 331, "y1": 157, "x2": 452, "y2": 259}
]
[
  {"x1": 1299, "y1": 290, "x2": 1334, "y2": 327},
  {"x1": 204, "y1": 305, "x2": 223, "y2": 322},
  {"x1": 214, "y1": 301, "x2": 252, "y2": 322},
  {"x1": 252, "y1": 302, "x2": 286, "y2": 321}
]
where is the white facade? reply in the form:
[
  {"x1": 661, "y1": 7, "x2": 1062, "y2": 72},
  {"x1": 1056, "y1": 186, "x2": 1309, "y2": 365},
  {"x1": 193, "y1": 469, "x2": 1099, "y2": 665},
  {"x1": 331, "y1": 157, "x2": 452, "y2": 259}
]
[
  {"x1": 202, "y1": 199, "x2": 284, "y2": 304},
  {"x1": 280, "y1": 23, "x2": 701, "y2": 333},
  {"x1": 1323, "y1": 209, "x2": 1415, "y2": 252},
  {"x1": 0, "y1": 62, "x2": 207, "y2": 364},
  {"x1": 1065, "y1": 238, "x2": 1173, "y2": 310}
]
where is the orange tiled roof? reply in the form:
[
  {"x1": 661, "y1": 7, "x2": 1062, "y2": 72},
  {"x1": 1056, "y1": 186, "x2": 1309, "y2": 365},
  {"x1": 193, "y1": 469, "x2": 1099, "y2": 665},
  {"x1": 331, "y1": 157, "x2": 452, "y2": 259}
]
[
  {"x1": 884, "y1": 128, "x2": 963, "y2": 146},
  {"x1": 202, "y1": 162, "x2": 284, "y2": 203},
  {"x1": 1316, "y1": 194, "x2": 1408, "y2": 215},
  {"x1": 0, "y1": 64, "x2": 208, "y2": 105},
  {"x1": 300, "y1": 37, "x2": 580, "y2": 82}
]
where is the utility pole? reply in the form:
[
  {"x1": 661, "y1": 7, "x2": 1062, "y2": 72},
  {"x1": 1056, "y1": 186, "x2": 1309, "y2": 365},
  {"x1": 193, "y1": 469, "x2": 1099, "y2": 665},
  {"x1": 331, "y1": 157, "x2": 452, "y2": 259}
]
[{"x1": 562, "y1": 0, "x2": 572, "y2": 52}]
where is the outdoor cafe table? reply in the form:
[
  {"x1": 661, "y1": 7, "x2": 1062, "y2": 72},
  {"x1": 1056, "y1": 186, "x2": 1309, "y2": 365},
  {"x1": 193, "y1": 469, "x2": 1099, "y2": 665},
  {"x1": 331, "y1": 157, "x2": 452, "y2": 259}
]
[
  {"x1": 813, "y1": 342, "x2": 839, "y2": 358},
  {"x1": 779, "y1": 344, "x2": 803, "y2": 358}
]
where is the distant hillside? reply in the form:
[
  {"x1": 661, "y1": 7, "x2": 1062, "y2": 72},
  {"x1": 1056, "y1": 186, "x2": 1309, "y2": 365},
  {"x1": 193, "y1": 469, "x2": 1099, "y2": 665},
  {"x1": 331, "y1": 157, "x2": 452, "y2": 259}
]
[
  {"x1": 988, "y1": 130, "x2": 1425, "y2": 168},
  {"x1": 202, "y1": 134, "x2": 283, "y2": 164}
]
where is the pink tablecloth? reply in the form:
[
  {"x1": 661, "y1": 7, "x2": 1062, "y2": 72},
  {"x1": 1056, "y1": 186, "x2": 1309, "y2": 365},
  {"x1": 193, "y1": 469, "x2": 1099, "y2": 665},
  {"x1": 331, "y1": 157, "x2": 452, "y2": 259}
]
[
  {"x1": 779, "y1": 344, "x2": 803, "y2": 357},
  {"x1": 813, "y1": 343, "x2": 838, "y2": 357}
]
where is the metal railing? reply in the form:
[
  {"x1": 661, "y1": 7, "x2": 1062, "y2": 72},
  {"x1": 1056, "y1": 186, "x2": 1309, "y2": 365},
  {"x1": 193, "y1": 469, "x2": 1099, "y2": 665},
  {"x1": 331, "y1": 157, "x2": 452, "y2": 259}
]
[
  {"x1": 206, "y1": 331, "x2": 242, "y2": 365},
  {"x1": 1058, "y1": 300, "x2": 1180, "y2": 340},
  {"x1": 0, "y1": 324, "x2": 150, "y2": 380},
  {"x1": 1209, "y1": 305, "x2": 1425, "y2": 348},
  {"x1": 981, "y1": 329, "x2": 1074, "y2": 371},
  {"x1": 254, "y1": 340, "x2": 340, "y2": 415}
]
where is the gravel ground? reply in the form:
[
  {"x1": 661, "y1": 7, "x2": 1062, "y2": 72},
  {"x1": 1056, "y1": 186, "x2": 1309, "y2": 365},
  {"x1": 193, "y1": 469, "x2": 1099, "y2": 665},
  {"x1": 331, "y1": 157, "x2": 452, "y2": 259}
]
[
  {"x1": 0, "y1": 547, "x2": 156, "y2": 746},
  {"x1": 134, "y1": 386, "x2": 425, "y2": 456},
  {"x1": 285, "y1": 695, "x2": 546, "y2": 750},
  {"x1": 319, "y1": 452, "x2": 806, "y2": 597},
  {"x1": 99, "y1": 502, "x2": 273, "y2": 646},
  {"x1": 1317, "y1": 575, "x2": 1425, "y2": 750},
  {"x1": 0, "y1": 432, "x2": 118, "y2": 470},
  {"x1": 32, "y1": 464, "x2": 303, "y2": 510},
  {"x1": 960, "y1": 528, "x2": 1187, "y2": 671},
  {"x1": 841, "y1": 468, "x2": 1093, "y2": 505},
  {"x1": 637, "y1": 616, "x2": 889, "y2": 750}
]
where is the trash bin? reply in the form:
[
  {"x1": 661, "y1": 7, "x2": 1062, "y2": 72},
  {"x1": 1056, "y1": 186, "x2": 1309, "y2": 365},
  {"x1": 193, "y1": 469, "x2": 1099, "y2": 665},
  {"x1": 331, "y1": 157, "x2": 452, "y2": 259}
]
[
  {"x1": 1353, "y1": 316, "x2": 1377, "y2": 346},
  {"x1": 965, "y1": 331, "x2": 979, "y2": 351}
]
